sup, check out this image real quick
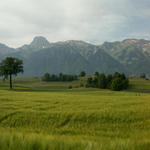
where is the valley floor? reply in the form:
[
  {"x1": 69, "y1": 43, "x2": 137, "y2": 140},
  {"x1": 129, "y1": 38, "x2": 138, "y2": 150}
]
[{"x1": 0, "y1": 78, "x2": 150, "y2": 150}]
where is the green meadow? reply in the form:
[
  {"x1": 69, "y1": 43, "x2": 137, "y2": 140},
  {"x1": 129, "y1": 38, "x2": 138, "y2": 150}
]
[{"x1": 0, "y1": 78, "x2": 150, "y2": 150}]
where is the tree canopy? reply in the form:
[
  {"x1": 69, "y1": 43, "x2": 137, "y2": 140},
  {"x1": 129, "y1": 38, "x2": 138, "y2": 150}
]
[
  {"x1": 0, "y1": 57, "x2": 24, "y2": 89},
  {"x1": 79, "y1": 71, "x2": 86, "y2": 77},
  {"x1": 86, "y1": 72, "x2": 129, "y2": 91},
  {"x1": 42, "y1": 73, "x2": 78, "y2": 82}
]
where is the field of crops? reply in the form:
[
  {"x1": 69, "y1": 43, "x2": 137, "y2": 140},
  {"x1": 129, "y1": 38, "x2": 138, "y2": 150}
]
[{"x1": 0, "y1": 78, "x2": 150, "y2": 150}]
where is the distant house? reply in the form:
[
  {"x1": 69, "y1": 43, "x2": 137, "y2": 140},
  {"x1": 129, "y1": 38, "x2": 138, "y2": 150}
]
[{"x1": 129, "y1": 75, "x2": 136, "y2": 78}]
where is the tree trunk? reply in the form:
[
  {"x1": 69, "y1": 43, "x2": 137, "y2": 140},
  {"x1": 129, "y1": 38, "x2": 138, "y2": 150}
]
[{"x1": 9, "y1": 74, "x2": 12, "y2": 89}]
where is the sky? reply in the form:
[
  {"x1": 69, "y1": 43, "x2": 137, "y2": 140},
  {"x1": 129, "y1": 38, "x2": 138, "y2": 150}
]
[{"x1": 0, "y1": 0, "x2": 150, "y2": 47}]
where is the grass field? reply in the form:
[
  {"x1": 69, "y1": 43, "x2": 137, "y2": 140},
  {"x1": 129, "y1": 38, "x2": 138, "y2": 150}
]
[{"x1": 0, "y1": 78, "x2": 150, "y2": 150}]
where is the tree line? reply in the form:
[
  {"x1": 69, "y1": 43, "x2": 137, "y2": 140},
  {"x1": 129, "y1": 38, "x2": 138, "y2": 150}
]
[
  {"x1": 0, "y1": 57, "x2": 147, "y2": 91},
  {"x1": 42, "y1": 73, "x2": 78, "y2": 82},
  {"x1": 86, "y1": 72, "x2": 129, "y2": 91}
]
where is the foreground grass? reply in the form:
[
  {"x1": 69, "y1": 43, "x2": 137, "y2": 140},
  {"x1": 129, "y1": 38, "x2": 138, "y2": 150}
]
[
  {"x1": 1, "y1": 131, "x2": 150, "y2": 150},
  {"x1": 0, "y1": 78, "x2": 150, "y2": 149}
]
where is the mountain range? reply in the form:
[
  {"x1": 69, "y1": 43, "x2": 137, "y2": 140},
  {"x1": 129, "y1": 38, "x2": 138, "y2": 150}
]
[{"x1": 0, "y1": 36, "x2": 150, "y2": 77}]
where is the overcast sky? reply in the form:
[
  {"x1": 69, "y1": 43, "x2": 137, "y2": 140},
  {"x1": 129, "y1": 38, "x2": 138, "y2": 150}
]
[{"x1": 0, "y1": 0, "x2": 150, "y2": 47}]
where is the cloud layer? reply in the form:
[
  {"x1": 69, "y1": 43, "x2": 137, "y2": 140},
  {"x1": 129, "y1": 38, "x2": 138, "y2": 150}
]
[{"x1": 0, "y1": 0, "x2": 150, "y2": 47}]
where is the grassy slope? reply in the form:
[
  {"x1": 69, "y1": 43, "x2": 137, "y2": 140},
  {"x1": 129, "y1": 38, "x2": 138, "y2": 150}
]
[{"x1": 0, "y1": 78, "x2": 150, "y2": 150}]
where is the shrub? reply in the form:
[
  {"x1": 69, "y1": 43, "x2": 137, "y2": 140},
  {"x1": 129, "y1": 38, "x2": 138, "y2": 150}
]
[
  {"x1": 140, "y1": 73, "x2": 146, "y2": 79},
  {"x1": 68, "y1": 85, "x2": 72, "y2": 89},
  {"x1": 79, "y1": 71, "x2": 86, "y2": 77},
  {"x1": 42, "y1": 73, "x2": 50, "y2": 82},
  {"x1": 80, "y1": 83, "x2": 84, "y2": 87}
]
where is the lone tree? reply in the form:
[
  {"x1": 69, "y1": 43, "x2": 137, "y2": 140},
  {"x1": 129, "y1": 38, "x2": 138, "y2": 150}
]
[{"x1": 0, "y1": 57, "x2": 23, "y2": 89}]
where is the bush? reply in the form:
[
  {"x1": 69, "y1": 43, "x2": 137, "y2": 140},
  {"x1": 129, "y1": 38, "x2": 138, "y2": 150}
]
[
  {"x1": 68, "y1": 85, "x2": 72, "y2": 89},
  {"x1": 79, "y1": 71, "x2": 86, "y2": 77},
  {"x1": 140, "y1": 73, "x2": 146, "y2": 79},
  {"x1": 86, "y1": 77, "x2": 93, "y2": 87},
  {"x1": 80, "y1": 83, "x2": 84, "y2": 87},
  {"x1": 42, "y1": 73, "x2": 50, "y2": 82}
]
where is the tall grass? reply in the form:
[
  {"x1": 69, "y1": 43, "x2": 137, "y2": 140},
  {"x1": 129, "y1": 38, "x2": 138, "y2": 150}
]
[
  {"x1": 0, "y1": 78, "x2": 150, "y2": 149},
  {"x1": 0, "y1": 131, "x2": 150, "y2": 150}
]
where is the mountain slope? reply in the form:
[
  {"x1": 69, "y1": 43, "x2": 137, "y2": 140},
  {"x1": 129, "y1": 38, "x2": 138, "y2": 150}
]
[
  {"x1": 22, "y1": 40, "x2": 124, "y2": 76},
  {"x1": 0, "y1": 43, "x2": 16, "y2": 60},
  {"x1": 23, "y1": 46, "x2": 93, "y2": 77},
  {"x1": 100, "y1": 39, "x2": 150, "y2": 75},
  {"x1": 1, "y1": 37, "x2": 150, "y2": 77},
  {"x1": 88, "y1": 47, "x2": 127, "y2": 74}
]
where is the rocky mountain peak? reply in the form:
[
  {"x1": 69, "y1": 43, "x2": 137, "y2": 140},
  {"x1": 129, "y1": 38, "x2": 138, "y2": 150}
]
[{"x1": 30, "y1": 36, "x2": 51, "y2": 49}]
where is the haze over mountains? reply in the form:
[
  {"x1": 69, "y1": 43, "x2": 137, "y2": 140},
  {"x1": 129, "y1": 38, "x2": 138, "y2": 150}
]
[{"x1": 0, "y1": 36, "x2": 150, "y2": 77}]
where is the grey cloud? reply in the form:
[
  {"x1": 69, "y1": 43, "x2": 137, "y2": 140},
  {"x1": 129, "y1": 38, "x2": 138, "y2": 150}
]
[{"x1": 0, "y1": 0, "x2": 150, "y2": 47}]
